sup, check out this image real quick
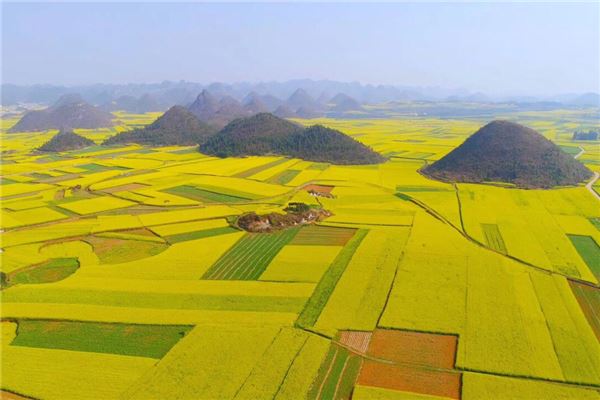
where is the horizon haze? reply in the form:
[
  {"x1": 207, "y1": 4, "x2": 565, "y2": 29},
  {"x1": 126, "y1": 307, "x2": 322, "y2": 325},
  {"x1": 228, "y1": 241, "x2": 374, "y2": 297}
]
[{"x1": 2, "y1": 2, "x2": 599, "y2": 97}]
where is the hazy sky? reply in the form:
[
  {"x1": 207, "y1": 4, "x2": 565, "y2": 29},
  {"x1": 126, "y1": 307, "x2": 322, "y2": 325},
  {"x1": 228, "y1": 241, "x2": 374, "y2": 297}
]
[{"x1": 2, "y1": 2, "x2": 599, "y2": 95}]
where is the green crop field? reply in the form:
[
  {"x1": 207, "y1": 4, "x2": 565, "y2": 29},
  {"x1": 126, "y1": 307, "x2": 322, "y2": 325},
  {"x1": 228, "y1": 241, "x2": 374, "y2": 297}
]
[{"x1": 10, "y1": 320, "x2": 192, "y2": 358}]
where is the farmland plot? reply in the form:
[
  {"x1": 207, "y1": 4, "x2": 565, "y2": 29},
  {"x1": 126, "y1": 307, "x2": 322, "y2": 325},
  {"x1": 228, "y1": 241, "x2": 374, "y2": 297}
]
[{"x1": 202, "y1": 228, "x2": 300, "y2": 280}]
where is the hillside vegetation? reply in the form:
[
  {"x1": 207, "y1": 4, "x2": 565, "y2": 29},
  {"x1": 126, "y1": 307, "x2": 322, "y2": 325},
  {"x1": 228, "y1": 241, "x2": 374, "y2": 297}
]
[
  {"x1": 423, "y1": 120, "x2": 593, "y2": 188},
  {"x1": 200, "y1": 113, "x2": 385, "y2": 164},
  {"x1": 104, "y1": 106, "x2": 216, "y2": 146},
  {"x1": 37, "y1": 130, "x2": 95, "y2": 152}
]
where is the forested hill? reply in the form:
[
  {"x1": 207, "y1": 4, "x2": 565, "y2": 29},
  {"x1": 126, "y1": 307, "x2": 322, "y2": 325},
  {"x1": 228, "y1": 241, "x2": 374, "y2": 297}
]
[
  {"x1": 422, "y1": 120, "x2": 592, "y2": 188},
  {"x1": 104, "y1": 106, "x2": 216, "y2": 146},
  {"x1": 199, "y1": 113, "x2": 385, "y2": 165},
  {"x1": 38, "y1": 130, "x2": 95, "y2": 152}
]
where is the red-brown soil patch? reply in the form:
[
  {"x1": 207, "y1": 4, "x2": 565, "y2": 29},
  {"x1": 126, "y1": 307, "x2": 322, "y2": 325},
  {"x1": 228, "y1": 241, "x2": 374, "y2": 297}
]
[
  {"x1": 356, "y1": 329, "x2": 461, "y2": 399},
  {"x1": 357, "y1": 360, "x2": 461, "y2": 399},
  {"x1": 367, "y1": 329, "x2": 458, "y2": 369},
  {"x1": 304, "y1": 184, "x2": 334, "y2": 194}
]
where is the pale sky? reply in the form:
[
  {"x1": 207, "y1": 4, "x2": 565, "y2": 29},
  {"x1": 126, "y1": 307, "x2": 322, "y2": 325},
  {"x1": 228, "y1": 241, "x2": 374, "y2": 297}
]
[{"x1": 2, "y1": 2, "x2": 599, "y2": 96}]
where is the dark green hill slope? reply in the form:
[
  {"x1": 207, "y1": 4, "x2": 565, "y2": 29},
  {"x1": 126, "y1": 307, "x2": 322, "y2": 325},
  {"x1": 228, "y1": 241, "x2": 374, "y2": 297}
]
[
  {"x1": 38, "y1": 130, "x2": 95, "y2": 152},
  {"x1": 103, "y1": 106, "x2": 216, "y2": 146},
  {"x1": 200, "y1": 113, "x2": 384, "y2": 165},
  {"x1": 422, "y1": 120, "x2": 592, "y2": 188}
]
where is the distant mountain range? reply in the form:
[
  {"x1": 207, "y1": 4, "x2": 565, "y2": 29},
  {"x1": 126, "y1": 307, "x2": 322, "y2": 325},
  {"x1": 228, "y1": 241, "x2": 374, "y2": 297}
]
[
  {"x1": 187, "y1": 88, "x2": 336, "y2": 126},
  {"x1": 3, "y1": 80, "x2": 598, "y2": 109}
]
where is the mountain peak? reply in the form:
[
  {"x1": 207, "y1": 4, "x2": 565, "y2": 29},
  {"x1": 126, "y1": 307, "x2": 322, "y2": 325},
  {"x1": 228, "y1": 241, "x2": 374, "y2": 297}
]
[
  {"x1": 422, "y1": 120, "x2": 593, "y2": 188},
  {"x1": 104, "y1": 105, "x2": 216, "y2": 146}
]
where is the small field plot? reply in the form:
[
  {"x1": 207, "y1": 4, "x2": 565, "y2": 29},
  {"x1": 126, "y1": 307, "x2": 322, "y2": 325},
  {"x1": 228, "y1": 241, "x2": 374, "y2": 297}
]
[
  {"x1": 290, "y1": 225, "x2": 356, "y2": 246},
  {"x1": 202, "y1": 228, "x2": 300, "y2": 280},
  {"x1": 481, "y1": 223, "x2": 508, "y2": 254},
  {"x1": 260, "y1": 245, "x2": 342, "y2": 282},
  {"x1": 57, "y1": 196, "x2": 136, "y2": 215},
  {"x1": 84, "y1": 235, "x2": 168, "y2": 264},
  {"x1": 269, "y1": 169, "x2": 302, "y2": 185},
  {"x1": 367, "y1": 329, "x2": 458, "y2": 368},
  {"x1": 164, "y1": 226, "x2": 239, "y2": 244},
  {"x1": 10, "y1": 320, "x2": 191, "y2": 359},
  {"x1": 568, "y1": 234, "x2": 600, "y2": 280},
  {"x1": 3, "y1": 258, "x2": 79, "y2": 288}
]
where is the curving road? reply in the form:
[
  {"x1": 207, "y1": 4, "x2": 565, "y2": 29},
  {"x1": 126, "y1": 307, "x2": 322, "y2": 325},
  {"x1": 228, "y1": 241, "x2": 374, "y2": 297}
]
[{"x1": 586, "y1": 171, "x2": 600, "y2": 201}]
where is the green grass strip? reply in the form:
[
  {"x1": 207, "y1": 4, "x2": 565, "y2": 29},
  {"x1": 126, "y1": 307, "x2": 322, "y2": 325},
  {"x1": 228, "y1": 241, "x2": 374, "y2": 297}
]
[
  {"x1": 165, "y1": 226, "x2": 240, "y2": 244},
  {"x1": 295, "y1": 229, "x2": 368, "y2": 328},
  {"x1": 272, "y1": 169, "x2": 301, "y2": 185},
  {"x1": 568, "y1": 234, "x2": 600, "y2": 280},
  {"x1": 11, "y1": 320, "x2": 192, "y2": 359},
  {"x1": 77, "y1": 163, "x2": 114, "y2": 172}
]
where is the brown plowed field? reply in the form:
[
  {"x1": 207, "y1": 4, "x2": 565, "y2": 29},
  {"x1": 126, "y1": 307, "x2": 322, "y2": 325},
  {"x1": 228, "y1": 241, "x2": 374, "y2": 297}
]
[
  {"x1": 357, "y1": 360, "x2": 461, "y2": 399},
  {"x1": 367, "y1": 329, "x2": 458, "y2": 368}
]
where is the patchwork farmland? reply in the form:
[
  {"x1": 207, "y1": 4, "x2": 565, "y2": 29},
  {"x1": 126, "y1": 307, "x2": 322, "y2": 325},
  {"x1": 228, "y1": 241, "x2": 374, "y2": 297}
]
[{"x1": 1, "y1": 110, "x2": 600, "y2": 400}]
